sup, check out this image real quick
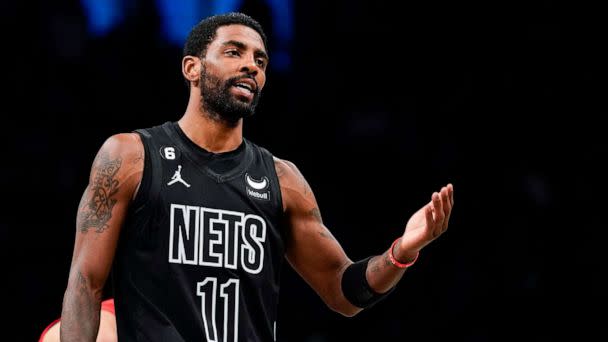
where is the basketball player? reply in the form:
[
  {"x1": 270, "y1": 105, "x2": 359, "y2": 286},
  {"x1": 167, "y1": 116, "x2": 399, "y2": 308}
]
[{"x1": 60, "y1": 12, "x2": 454, "y2": 341}]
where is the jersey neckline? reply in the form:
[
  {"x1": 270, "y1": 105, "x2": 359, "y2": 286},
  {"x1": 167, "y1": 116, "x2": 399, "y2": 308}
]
[{"x1": 163, "y1": 121, "x2": 253, "y2": 183}]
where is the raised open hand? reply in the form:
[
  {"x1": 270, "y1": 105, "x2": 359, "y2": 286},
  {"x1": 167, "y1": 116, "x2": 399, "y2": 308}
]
[{"x1": 398, "y1": 184, "x2": 454, "y2": 258}]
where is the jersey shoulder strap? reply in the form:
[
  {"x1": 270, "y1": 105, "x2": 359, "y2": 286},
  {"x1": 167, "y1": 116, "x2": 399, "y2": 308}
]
[{"x1": 129, "y1": 122, "x2": 168, "y2": 217}]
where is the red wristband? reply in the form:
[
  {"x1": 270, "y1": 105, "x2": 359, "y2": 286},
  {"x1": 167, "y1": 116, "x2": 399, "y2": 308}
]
[{"x1": 389, "y1": 238, "x2": 418, "y2": 268}]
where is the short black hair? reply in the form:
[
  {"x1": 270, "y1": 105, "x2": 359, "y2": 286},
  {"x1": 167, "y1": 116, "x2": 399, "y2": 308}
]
[{"x1": 183, "y1": 12, "x2": 268, "y2": 58}]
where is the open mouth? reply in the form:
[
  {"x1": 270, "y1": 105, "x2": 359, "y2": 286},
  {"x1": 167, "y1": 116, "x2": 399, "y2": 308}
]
[
  {"x1": 232, "y1": 77, "x2": 257, "y2": 94},
  {"x1": 229, "y1": 77, "x2": 258, "y2": 102},
  {"x1": 234, "y1": 82, "x2": 254, "y2": 94}
]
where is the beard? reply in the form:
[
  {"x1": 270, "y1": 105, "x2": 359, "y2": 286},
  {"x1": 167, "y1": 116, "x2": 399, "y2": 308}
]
[{"x1": 198, "y1": 66, "x2": 261, "y2": 127}]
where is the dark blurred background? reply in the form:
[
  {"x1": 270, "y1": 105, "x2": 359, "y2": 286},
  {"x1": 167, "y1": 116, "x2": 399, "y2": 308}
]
[{"x1": 2, "y1": 0, "x2": 607, "y2": 341}]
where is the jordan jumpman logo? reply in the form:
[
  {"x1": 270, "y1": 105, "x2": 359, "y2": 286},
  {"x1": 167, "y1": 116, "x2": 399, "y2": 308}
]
[{"x1": 167, "y1": 165, "x2": 191, "y2": 187}]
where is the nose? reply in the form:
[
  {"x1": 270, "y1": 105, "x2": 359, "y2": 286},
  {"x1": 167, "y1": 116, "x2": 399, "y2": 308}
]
[{"x1": 239, "y1": 56, "x2": 260, "y2": 76}]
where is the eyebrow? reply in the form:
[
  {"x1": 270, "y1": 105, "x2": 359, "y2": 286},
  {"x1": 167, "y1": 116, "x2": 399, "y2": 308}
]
[{"x1": 222, "y1": 40, "x2": 269, "y2": 61}]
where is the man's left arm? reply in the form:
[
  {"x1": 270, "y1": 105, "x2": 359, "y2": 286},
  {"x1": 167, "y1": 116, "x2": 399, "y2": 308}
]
[{"x1": 275, "y1": 157, "x2": 454, "y2": 316}]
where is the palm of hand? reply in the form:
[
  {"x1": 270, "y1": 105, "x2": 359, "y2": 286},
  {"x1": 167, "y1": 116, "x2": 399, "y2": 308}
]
[
  {"x1": 402, "y1": 206, "x2": 435, "y2": 250},
  {"x1": 400, "y1": 184, "x2": 454, "y2": 252}
]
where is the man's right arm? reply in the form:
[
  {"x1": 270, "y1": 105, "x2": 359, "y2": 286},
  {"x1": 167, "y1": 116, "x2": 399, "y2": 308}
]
[{"x1": 60, "y1": 133, "x2": 143, "y2": 342}]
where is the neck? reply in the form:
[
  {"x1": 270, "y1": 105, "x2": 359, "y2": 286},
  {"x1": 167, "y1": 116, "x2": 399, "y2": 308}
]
[{"x1": 178, "y1": 96, "x2": 243, "y2": 153}]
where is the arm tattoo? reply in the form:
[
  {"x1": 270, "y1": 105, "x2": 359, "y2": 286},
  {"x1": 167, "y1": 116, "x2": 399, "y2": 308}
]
[
  {"x1": 318, "y1": 229, "x2": 336, "y2": 241},
  {"x1": 132, "y1": 150, "x2": 144, "y2": 163},
  {"x1": 370, "y1": 258, "x2": 381, "y2": 273},
  {"x1": 311, "y1": 208, "x2": 337, "y2": 241},
  {"x1": 61, "y1": 269, "x2": 100, "y2": 341},
  {"x1": 75, "y1": 270, "x2": 95, "y2": 318},
  {"x1": 297, "y1": 171, "x2": 313, "y2": 196},
  {"x1": 284, "y1": 160, "x2": 312, "y2": 195},
  {"x1": 309, "y1": 207, "x2": 323, "y2": 222},
  {"x1": 384, "y1": 252, "x2": 393, "y2": 267},
  {"x1": 78, "y1": 152, "x2": 122, "y2": 233},
  {"x1": 76, "y1": 270, "x2": 87, "y2": 293},
  {"x1": 274, "y1": 159, "x2": 313, "y2": 196},
  {"x1": 369, "y1": 251, "x2": 393, "y2": 274}
]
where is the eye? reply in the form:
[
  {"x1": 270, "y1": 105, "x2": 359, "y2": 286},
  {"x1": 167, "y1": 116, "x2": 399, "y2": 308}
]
[
  {"x1": 256, "y1": 58, "x2": 266, "y2": 68},
  {"x1": 226, "y1": 50, "x2": 240, "y2": 57}
]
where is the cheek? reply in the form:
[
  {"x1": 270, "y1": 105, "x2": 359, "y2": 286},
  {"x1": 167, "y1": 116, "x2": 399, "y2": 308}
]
[
  {"x1": 257, "y1": 73, "x2": 267, "y2": 90},
  {"x1": 201, "y1": 60, "x2": 224, "y2": 78}
]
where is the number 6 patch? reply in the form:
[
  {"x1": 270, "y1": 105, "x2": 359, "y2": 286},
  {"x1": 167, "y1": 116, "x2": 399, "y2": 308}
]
[{"x1": 160, "y1": 146, "x2": 180, "y2": 160}]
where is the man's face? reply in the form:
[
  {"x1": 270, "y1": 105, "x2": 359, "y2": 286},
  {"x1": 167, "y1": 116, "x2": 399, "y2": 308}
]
[{"x1": 198, "y1": 24, "x2": 268, "y2": 125}]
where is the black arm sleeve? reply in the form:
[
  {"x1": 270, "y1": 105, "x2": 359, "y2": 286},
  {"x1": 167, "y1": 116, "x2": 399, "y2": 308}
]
[{"x1": 341, "y1": 257, "x2": 395, "y2": 309}]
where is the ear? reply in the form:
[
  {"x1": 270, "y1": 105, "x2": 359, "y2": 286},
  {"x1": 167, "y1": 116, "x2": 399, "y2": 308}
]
[{"x1": 182, "y1": 56, "x2": 201, "y2": 83}]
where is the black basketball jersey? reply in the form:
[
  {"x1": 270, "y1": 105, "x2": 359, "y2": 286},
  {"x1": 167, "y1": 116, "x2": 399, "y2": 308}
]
[{"x1": 112, "y1": 121, "x2": 286, "y2": 342}]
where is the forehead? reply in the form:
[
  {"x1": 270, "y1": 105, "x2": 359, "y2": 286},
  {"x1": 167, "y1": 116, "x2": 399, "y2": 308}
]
[{"x1": 211, "y1": 24, "x2": 266, "y2": 53}]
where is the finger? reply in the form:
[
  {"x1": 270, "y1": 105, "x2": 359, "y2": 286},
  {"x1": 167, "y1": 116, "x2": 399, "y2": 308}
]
[
  {"x1": 440, "y1": 187, "x2": 451, "y2": 230},
  {"x1": 443, "y1": 184, "x2": 454, "y2": 231},
  {"x1": 440, "y1": 187, "x2": 450, "y2": 215},
  {"x1": 432, "y1": 192, "x2": 444, "y2": 229},
  {"x1": 447, "y1": 183, "x2": 454, "y2": 207},
  {"x1": 442, "y1": 208, "x2": 452, "y2": 232}
]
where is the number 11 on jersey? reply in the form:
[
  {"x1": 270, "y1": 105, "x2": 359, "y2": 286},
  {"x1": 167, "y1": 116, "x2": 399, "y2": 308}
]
[{"x1": 197, "y1": 277, "x2": 240, "y2": 342}]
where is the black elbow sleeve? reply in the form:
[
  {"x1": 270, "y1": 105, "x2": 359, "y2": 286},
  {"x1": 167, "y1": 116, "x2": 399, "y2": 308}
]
[{"x1": 341, "y1": 257, "x2": 395, "y2": 309}]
